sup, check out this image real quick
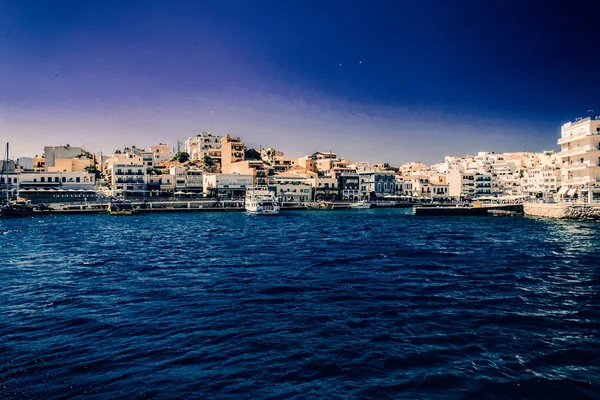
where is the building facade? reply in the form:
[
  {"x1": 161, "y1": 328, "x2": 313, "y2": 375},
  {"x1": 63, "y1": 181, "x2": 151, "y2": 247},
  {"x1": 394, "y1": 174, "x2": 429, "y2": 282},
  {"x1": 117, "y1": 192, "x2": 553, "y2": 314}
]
[
  {"x1": 557, "y1": 116, "x2": 600, "y2": 202},
  {"x1": 185, "y1": 133, "x2": 222, "y2": 162},
  {"x1": 202, "y1": 173, "x2": 253, "y2": 199}
]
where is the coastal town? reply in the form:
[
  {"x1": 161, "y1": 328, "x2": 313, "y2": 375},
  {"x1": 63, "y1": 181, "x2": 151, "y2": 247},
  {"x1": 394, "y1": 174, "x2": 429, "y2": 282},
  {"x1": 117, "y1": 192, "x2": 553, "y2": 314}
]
[{"x1": 1, "y1": 115, "x2": 600, "y2": 218}]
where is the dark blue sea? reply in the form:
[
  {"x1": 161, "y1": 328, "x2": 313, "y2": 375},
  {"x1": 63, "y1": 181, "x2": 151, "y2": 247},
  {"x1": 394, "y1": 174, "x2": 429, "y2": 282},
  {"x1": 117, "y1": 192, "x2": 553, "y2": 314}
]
[{"x1": 1, "y1": 209, "x2": 599, "y2": 399}]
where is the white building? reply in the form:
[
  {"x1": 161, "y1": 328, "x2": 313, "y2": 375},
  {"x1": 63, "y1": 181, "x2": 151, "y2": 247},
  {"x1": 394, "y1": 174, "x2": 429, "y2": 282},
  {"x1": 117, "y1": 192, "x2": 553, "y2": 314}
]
[
  {"x1": 447, "y1": 169, "x2": 475, "y2": 199},
  {"x1": 105, "y1": 153, "x2": 147, "y2": 196},
  {"x1": 202, "y1": 173, "x2": 253, "y2": 199},
  {"x1": 396, "y1": 176, "x2": 414, "y2": 196},
  {"x1": 557, "y1": 116, "x2": 600, "y2": 202},
  {"x1": 4, "y1": 171, "x2": 98, "y2": 203},
  {"x1": 522, "y1": 165, "x2": 561, "y2": 198},
  {"x1": 185, "y1": 133, "x2": 222, "y2": 161}
]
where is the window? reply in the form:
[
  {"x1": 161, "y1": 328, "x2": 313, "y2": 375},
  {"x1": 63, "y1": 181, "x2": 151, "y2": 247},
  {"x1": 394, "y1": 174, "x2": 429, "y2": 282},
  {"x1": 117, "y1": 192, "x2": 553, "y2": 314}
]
[
  {"x1": 62, "y1": 177, "x2": 66, "y2": 182},
  {"x1": 76, "y1": 177, "x2": 80, "y2": 183}
]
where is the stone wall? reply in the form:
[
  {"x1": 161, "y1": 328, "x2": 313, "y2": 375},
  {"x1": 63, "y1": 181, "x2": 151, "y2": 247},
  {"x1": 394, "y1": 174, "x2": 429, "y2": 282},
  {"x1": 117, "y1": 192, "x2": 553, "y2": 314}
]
[
  {"x1": 564, "y1": 205, "x2": 600, "y2": 220},
  {"x1": 523, "y1": 203, "x2": 568, "y2": 219},
  {"x1": 524, "y1": 202, "x2": 600, "y2": 220}
]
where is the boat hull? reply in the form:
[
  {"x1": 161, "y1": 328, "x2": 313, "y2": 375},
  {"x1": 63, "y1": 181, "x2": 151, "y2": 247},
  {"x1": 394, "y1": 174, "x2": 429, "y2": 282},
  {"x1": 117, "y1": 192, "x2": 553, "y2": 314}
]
[
  {"x1": 0, "y1": 204, "x2": 34, "y2": 217},
  {"x1": 109, "y1": 210, "x2": 134, "y2": 215},
  {"x1": 350, "y1": 203, "x2": 371, "y2": 209},
  {"x1": 1, "y1": 208, "x2": 34, "y2": 217},
  {"x1": 246, "y1": 207, "x2": 280, "y2": 215}
]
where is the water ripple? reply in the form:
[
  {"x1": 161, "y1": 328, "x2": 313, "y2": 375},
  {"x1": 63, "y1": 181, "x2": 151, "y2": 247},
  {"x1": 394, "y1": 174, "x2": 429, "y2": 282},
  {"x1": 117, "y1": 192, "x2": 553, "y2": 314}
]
[{"x1": 0, "y1": 210, "x2": 599, "y2": 399}]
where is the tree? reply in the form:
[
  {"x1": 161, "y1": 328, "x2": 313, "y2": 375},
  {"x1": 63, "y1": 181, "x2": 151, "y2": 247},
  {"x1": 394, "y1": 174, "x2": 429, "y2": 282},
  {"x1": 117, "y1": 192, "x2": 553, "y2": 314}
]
[
  {"x1": 245, "y1": 148, "x2": 261, "y2": 160},
  {"x1": 203, "y1": 154, "x2": 214, "y2": 167},
  {"x1": 172, "y1": 152, "x2": 190, "y2": 163},
  {"x1": 147, "y1": 167, "x2": 163, "y2": 175},
  {"x1": 84, "y1": 164, "x2": 102, "y2": 179}
]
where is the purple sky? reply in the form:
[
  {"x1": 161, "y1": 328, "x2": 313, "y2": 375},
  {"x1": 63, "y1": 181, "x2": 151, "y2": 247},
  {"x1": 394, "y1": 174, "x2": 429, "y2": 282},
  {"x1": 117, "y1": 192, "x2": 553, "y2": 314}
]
[{"x1": 2, "y1": 0, "x2": 592, "y2": 164}]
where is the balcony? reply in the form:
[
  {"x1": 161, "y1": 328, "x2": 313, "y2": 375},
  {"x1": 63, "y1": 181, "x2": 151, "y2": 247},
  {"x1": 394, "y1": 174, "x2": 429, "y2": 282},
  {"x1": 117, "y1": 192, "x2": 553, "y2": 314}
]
[
  {"x1": 558, "y1": 132, "x2": 600, "y2": 145},
  {"x1": 559, "y1": 145, "x2": 600, "y2": 157},
  {"x1": 563, "y1": 162, "x2": 600, "y2": 170}
]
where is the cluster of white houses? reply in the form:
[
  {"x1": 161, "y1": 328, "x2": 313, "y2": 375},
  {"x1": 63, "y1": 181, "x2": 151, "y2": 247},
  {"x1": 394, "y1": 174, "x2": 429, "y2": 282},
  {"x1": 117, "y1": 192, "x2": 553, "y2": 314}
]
[{"x1": 2, "y1": 116, "x2": 600, "y2": 203}]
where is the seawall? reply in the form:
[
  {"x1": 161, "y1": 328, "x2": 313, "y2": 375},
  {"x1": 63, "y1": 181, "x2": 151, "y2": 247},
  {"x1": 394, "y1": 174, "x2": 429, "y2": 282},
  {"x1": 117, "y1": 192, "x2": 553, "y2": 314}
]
[{"x1": 524, "y1": 202, "x2": 600, "y2": 220}]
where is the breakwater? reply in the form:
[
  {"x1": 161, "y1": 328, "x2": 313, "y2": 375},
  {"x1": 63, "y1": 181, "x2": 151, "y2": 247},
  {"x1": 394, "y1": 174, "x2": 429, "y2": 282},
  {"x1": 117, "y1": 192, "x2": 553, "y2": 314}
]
[{"x1": 524, "y1": 202, "x2": 600, "y2": 220}]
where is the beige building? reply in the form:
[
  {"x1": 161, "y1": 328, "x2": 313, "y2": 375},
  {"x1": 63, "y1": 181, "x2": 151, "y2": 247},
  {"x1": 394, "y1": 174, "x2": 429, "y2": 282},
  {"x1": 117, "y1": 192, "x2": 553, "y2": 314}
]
[
  {"x1": 33, "y1": 157, "x2": 45, "y2": 172},
  {"x1": 229, "y1": 160, "x2": 273, "y2": 186},
  {"x1": 557, "y1": 116, "x2": 600, "y2": 202},
  {"x1": 269, "y1": 174, "x2": 312, "y2": 204},
  {"x1": 149, "y1": 143, "x2": 174, "y2": 164},
  {"x1": 47, "y1": 157, "x2": 92, "y2": 173},
  {"x1": 221, "y1": 135, "x2": 246, "y2": 174}
]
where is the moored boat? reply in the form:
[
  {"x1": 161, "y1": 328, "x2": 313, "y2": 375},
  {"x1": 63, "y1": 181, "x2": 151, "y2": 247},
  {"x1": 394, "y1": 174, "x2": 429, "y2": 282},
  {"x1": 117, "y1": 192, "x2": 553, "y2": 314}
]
[
  {"x1": 1, "y1": 198, "x2": 34, "y2": 217},
  {"x1": 245, "y1": 186, "x2": 280, "y2": 215},
  {"x1": 1, "y1": 143, "x2": 34, "y2": 218},
  {"x1": 350, "y1": 200, "x2": 371, "y2": 209},
  {"x1": 108, "y1": 199, "x2": 134, "y2": 215}
]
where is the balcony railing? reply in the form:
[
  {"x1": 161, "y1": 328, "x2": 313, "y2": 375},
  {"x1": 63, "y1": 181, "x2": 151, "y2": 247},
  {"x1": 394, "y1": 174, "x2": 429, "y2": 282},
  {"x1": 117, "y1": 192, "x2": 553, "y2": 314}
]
[{"x1": 564, "y1": 162, "x2": 600, "y2": 169}]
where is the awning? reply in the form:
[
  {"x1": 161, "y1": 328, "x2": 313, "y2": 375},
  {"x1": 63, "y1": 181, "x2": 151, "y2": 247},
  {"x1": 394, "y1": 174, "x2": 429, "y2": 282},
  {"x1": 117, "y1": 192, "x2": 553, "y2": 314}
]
[
  {"x1": 557, "y1": 186, "x2": 569, "y2": 195},
  {"x1": 567, "y1": 189, "x2": 577, "y2": 196}
]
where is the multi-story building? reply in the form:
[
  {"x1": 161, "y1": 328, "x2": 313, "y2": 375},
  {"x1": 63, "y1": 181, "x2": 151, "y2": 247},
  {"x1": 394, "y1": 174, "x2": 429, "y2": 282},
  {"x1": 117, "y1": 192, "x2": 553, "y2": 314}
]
[
  {"x1": 447, "y1": 169, "x2": 475, "y2": 199},
  {"x1": 43, "y1": 145, "x2": 86, "y2": 170},
  {"x1": 202, "y1": 173, "x2": 253, "y2": 199},
  {"x1": 358, "y1": 171, "x2": 396, "y2": 199},
  {"x1": 269, "y1": 174, "x2": 312, "y2": 204},
  {"x1": 12, "y1": 171, "x2": 97, "y2": 203},
  {"x1": 105, "y1": 153, "x2": 147, "y2": 196},
  {"x1": 429, "y1": 175, "x2": 450, "y2": 200},
  {"x1": 147, "y1": 174, "x2": 174, "y2": 194},
  {"x1": 149, "y1": 143, "x2": 174, "y2": 164},
  {"x1": 474, "y1": 172, "x2": 493, "y2": 196},
  {"x1": 522, "y1": 165, "x2": 561, "y2": 198},
  {"x1": 338, "y1": 173, "x2": 360, "y2": 201},
  {"x1": 310, "y1": 176, "x2": 339, "y2": 201},
  {"x1": 47, "y1": 155, "x2": 93, "y2": 173},
  {"x1": 491, "y1": 162, "x2": 521, "y2": 196},
  {"x1": 410, "y1": 175, "x2": 432, "y2": 199},
  {"x1": 221, "y1": 135, "x2": 246, "y2": 173},
  {"x1": 557, "y1": 116, "x2": 600, "y2": 202},
  {"x1": 395, "y1": 176, "x2": 414, "y2": 197},
  {"x1": 185, "y1": 169, "x2": 204, "y2": 193},
  {"x1": 185, "y1": 133, "x2": 222, "y2": 162}
]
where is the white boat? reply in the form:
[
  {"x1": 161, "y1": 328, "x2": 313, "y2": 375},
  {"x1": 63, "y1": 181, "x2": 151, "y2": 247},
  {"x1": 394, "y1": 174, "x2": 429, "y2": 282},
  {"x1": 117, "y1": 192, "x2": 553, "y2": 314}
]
[
  {"x1": 245, "y1": 186, "x2": 280, "y2": 215},
  {"x1": 350, "y1": 200, "x2": 371, "y2": 209}
]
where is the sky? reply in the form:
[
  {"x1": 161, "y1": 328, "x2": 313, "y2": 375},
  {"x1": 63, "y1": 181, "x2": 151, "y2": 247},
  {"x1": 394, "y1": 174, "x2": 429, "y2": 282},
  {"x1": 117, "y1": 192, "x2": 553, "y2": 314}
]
[{"x1": 1, "y1": 0, "x2": 600, "y2": 164}]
